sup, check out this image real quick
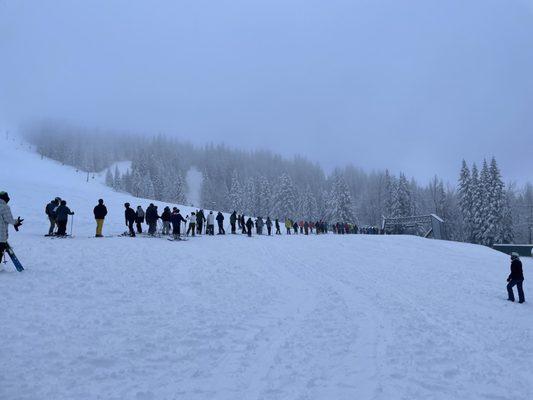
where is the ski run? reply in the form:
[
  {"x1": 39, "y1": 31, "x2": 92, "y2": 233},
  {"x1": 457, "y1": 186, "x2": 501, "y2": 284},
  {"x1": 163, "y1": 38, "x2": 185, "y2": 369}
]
[{"x1": 1, "y1": 137, "x2": 532, "y2": 400}]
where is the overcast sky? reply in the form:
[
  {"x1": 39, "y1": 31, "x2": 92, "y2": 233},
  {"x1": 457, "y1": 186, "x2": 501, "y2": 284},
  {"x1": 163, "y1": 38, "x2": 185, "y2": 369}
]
[{"x1": 1, "y1": 0, "x2": 532, "y2": 183}]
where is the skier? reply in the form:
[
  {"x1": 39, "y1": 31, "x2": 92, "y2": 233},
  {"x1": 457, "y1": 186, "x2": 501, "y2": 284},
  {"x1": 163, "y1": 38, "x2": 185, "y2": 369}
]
[
  {"x1": 216, "y1": 212, "x2": 225, "y2": 235},
  {"x1": 293, "y1": 221, "x2": 299, "y2": 234},
  {"x1": 266, "y1": 216, "x2": 272, "y2": 236},
  {"x1": 285, "y1": 218, "x2": 292, "y2": 235},
  {"x1": 45, "y1": 197, "x2": 60, "y2": 236},
  {"x1": 161, "y1": 206, "x2": 171, "y2": 235},
  {"x1": 186, "y1": 212, "x2": 196, "y2": 236},
  {"x1": 196, "y1": 210, "x2": 206, "y2": 235},
  {"x1": 56, "y1": 200, "x2": 74, "y2": 236},
  {"x1": 255, "y1": 217, "x2": 264, "y2": 235},
  {"x1": 299, "y1": 220, "x2": 304, "y2": 234},
  {"x1": 275, "y1": 218, "x2": 281, "y2": 235},
  {"x1": 93, "y1": 199, "x2": 108, "y2": 237},
  {"x1": 124, "y1": 203, "x2": 136, "y2": 237},
  {"x1": 229, "y1": 211, "x2": 237, "y2": 234},
  {"x1": 0, "y1": 191, "x2": 23, "y2": 264},
  {"x1": 135, "y1": 206, "x2": 145, "y2": 233},
  {"x1": 304, "y1": 221, "x2": 309, "y2": 235},
  {"x1": 145, "y1": 203, "x2": 159, "y2": 235},
  {"x1": 240, "y1": 214, "x2": 247, "y2": 234},
  {"x1": 206, "y1": 211, "x2": 215, "y2": 235},
  {"x1": 245, "y1": 217, "x2": 254, "y2": 237},
  {"x1": 170, "y1": 207, "x2": 186, "y2": 240},
  {"x1": 507, "y1": 252, "x2": 525, "y2": 303}
]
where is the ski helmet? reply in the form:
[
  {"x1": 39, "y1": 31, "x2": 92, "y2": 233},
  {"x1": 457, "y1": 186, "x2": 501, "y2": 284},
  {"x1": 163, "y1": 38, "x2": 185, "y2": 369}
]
[{"x1": 0, "y1": 191, "x2": 9, "y2": 203}]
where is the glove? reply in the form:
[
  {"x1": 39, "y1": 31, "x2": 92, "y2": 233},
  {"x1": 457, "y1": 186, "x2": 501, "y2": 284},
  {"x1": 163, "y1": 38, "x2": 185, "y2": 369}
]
[{"x1": 14, "y1": 217, "x2": 23, "y2": 231}]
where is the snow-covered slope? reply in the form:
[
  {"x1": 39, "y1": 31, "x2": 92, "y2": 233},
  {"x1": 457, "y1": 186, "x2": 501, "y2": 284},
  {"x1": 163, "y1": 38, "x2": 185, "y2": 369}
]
[{"x1": 0, "y1": 136, "x2": 532, "y2": 400}]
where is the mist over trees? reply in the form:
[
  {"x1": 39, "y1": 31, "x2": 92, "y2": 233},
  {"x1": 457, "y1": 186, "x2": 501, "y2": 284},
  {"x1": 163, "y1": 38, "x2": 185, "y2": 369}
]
[{"x1": 24, "y1": 122, "x2": 533, "y2": 245}]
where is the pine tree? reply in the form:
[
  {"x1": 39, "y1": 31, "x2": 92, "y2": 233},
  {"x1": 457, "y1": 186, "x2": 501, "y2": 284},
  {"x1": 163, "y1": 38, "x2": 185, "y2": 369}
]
[
  {"x1": 105, "y1": 168, "x2": 114, "y2": 187},
  {"x1": 229, "y1": 170, "x2": 245, "y2": 212},
  {"x1": 392, "y1": 173, "x2": 411, "y2": 218},
  {"x1": 470, "y1": 163, "x2": 484, "y2": 244},
  {"x1": 271, "y1": 173, "x2": 297, "y2": 220},
  {"x1": 328, "y1": 172, "x2": 354, "y2": 222},
  {"x1": 113, "y1": 165, "x2": 122, "y2": 191},
  {"x1": 458, "y1": 160, "x2": 472, "y2": 241},
  {"x1": 384, "y1": 169, "x2": 396, "y2": 217},
  {"x1": 140, "y1": 172, "x2": 155, "y2": 199}
]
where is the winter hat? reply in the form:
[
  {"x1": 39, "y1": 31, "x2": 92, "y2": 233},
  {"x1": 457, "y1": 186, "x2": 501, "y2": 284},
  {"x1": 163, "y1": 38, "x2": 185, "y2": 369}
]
[
  {"x1": 0, "y1": 191, "x2": 9, "y2": 203},
  {"x1": 173, "y1": 207, "x2": 178, "y2": 211},
  {"x1": 511, "y1": 252, "x2": 520, "y2": 259},
  {"x1": 98, "y1": 199, "x2": 104, "y2": 204},
  {"x1": 124, "y1": 202, "x2": 130, "y2": 208}
]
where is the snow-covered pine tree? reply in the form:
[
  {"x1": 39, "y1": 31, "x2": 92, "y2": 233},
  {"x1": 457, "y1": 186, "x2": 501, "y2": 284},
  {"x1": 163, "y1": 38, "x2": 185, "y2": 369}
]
[
  {"x1": 131, "y1": 169, "x2": 142, "y2": 197},
  {"x1": 257, "y1": 176, "x2": 272, "y2": 217},
  {"x1": 105, "y1": 168, "x2": 114, "y2": 187},
  {"x1": 229, "y1": 170, "x2": 245, "y2": 213},
  {"x1": 271, "y1": 173, "x2": 297, "y2": 220},
  {"x1": 328, "y1": 172, "x2": 354, "y2": 223},
  {"x1": 484, "y1": 157, "x2": 505, "y2": 245},
  {"x1": 458, "y1": 160, "x2": 472, "y2": 241},
  {"x1": 392, "y1": 173, "x2": 411, "y2": 218},
  {"x1": 470, "y1": 163, "x2": 485, "y2": 244},
  {"x1": 140, "y1": 172, "x2": 155, "y2": 199},
  {"x1": 113, "y1": 165, "x2": 122, "y2": 191},
  {"x1": 384, "y1": 169, "x2": 396, "y2": 217}
]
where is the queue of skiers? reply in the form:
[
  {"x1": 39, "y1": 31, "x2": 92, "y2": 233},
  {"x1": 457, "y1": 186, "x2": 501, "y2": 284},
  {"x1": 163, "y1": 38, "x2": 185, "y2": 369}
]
[{"x1": 0, "y1": 191, "x2": 529, "y2": 306}]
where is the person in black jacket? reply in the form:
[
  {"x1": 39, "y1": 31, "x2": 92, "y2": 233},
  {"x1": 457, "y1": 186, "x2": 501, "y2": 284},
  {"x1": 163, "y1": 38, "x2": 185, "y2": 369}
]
[
  {"x1": 196, "y1": 210, "x2": 206, "y2": 235},
  {"x1": 45, "y1": 197, "x2": 60, "y2": 236},
  {"x1": 145, "y1": 203, "x2": 159, "y2": 235},
  {"x1": 55, "y1": 200, "x2": 74, "y2": 236},
  {"x1": 245, "y1": 217, "x2": 254, "y2": 237},
  {"x1": 240, "y1": 214, "x2": 247, "y2": 234},
  {"x1": 229, "y1": 211, "x2": 237, "y2": 234},
  {"x1": 275, "y1": 218, "x2": 281, "y2": 235},
  {"x1": 507, "y1": 252, "x2": 525, "y2": 303},
  {"x1": 93, "y1": 199, "x2": 108, "y2": 237},
  {"x1": 266, "y1": 217, "x2": 272, "y2": 236},
  {"x1": 135, "y1": 206, "x2": 145, "y2": 233},
  {"x1": 161, "y1": 206, "x2": 171, "y2": 235},
  {"x1": 170, "y1": 207, "x2": 187, "y2": 239},
  {"x1": 124, "y1": 203, "x2": 136, "y2": 237},
  {"x1": 216, "y1": 212, "x2": 225, "y2": 235}
]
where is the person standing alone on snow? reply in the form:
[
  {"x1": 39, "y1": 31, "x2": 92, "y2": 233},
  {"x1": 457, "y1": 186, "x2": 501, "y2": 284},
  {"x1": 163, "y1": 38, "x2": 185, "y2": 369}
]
[
  {"x1": 0, "y1": 191, "x2": 23, "y2": 264},
  {"x1": 93, "y1": 199, "x2": 108, "y2": 237},
  {"x1": 56, "y1": 200, "x2": 74, "y2": 236},
  {"x1": 507, "y1": 252, "x2": 525, "y2": 303},
  {"x1": 124, "y1": 203, "x2": 137, "y2": 237}
]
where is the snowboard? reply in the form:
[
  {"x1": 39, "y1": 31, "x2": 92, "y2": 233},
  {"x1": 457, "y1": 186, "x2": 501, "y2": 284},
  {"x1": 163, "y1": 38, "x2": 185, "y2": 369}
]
[{"x1": 5, "y1": 243, "x2": 24, "y2": 272}]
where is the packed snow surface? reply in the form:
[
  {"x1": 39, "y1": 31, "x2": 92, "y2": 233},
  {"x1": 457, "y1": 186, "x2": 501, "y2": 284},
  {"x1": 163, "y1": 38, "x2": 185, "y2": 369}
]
[{"x1": 0, "y1": 136, "x2": 532, "y2": 400}]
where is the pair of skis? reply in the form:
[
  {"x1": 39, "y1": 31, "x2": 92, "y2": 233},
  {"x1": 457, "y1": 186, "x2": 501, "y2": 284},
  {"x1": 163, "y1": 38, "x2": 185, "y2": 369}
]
[{"x1": 2, "y1": 242, "x2": 24, "y2": 272}]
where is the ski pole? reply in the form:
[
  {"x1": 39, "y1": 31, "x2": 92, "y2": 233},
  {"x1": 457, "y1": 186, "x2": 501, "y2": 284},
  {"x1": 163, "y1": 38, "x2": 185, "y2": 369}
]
[{"x1": 70, "y1": 215, "x2": 74, "y2": 236}]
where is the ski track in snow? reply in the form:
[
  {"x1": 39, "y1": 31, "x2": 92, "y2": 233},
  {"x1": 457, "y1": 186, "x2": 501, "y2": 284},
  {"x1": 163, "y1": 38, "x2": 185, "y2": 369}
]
[{"x1": 1, "y1": 136, "x2": 532, "y2": 400}]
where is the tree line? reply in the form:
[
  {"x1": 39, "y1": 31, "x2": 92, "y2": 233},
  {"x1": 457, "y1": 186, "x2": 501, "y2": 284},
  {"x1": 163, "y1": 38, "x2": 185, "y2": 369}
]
[{"x1": 23, "y1": 121, "x2": 533, "y2": 245}]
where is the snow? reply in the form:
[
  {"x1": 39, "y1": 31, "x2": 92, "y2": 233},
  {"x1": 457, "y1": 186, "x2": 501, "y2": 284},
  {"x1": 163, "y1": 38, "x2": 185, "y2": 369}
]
[{"x1": 1, "y1": 135, "x2": 532, "y2": 400}]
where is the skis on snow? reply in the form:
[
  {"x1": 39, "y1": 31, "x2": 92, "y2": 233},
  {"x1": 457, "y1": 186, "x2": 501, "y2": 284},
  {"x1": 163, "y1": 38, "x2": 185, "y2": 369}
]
[{"x1": 4, "y1": 242, "x2": 24, "y2": 272}]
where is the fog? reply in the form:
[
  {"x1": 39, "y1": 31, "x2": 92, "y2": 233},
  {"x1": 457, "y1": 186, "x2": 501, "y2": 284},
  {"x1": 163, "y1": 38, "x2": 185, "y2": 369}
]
[{"x1": 1, "y1": 0, "x2": 532, "y2": 182}]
